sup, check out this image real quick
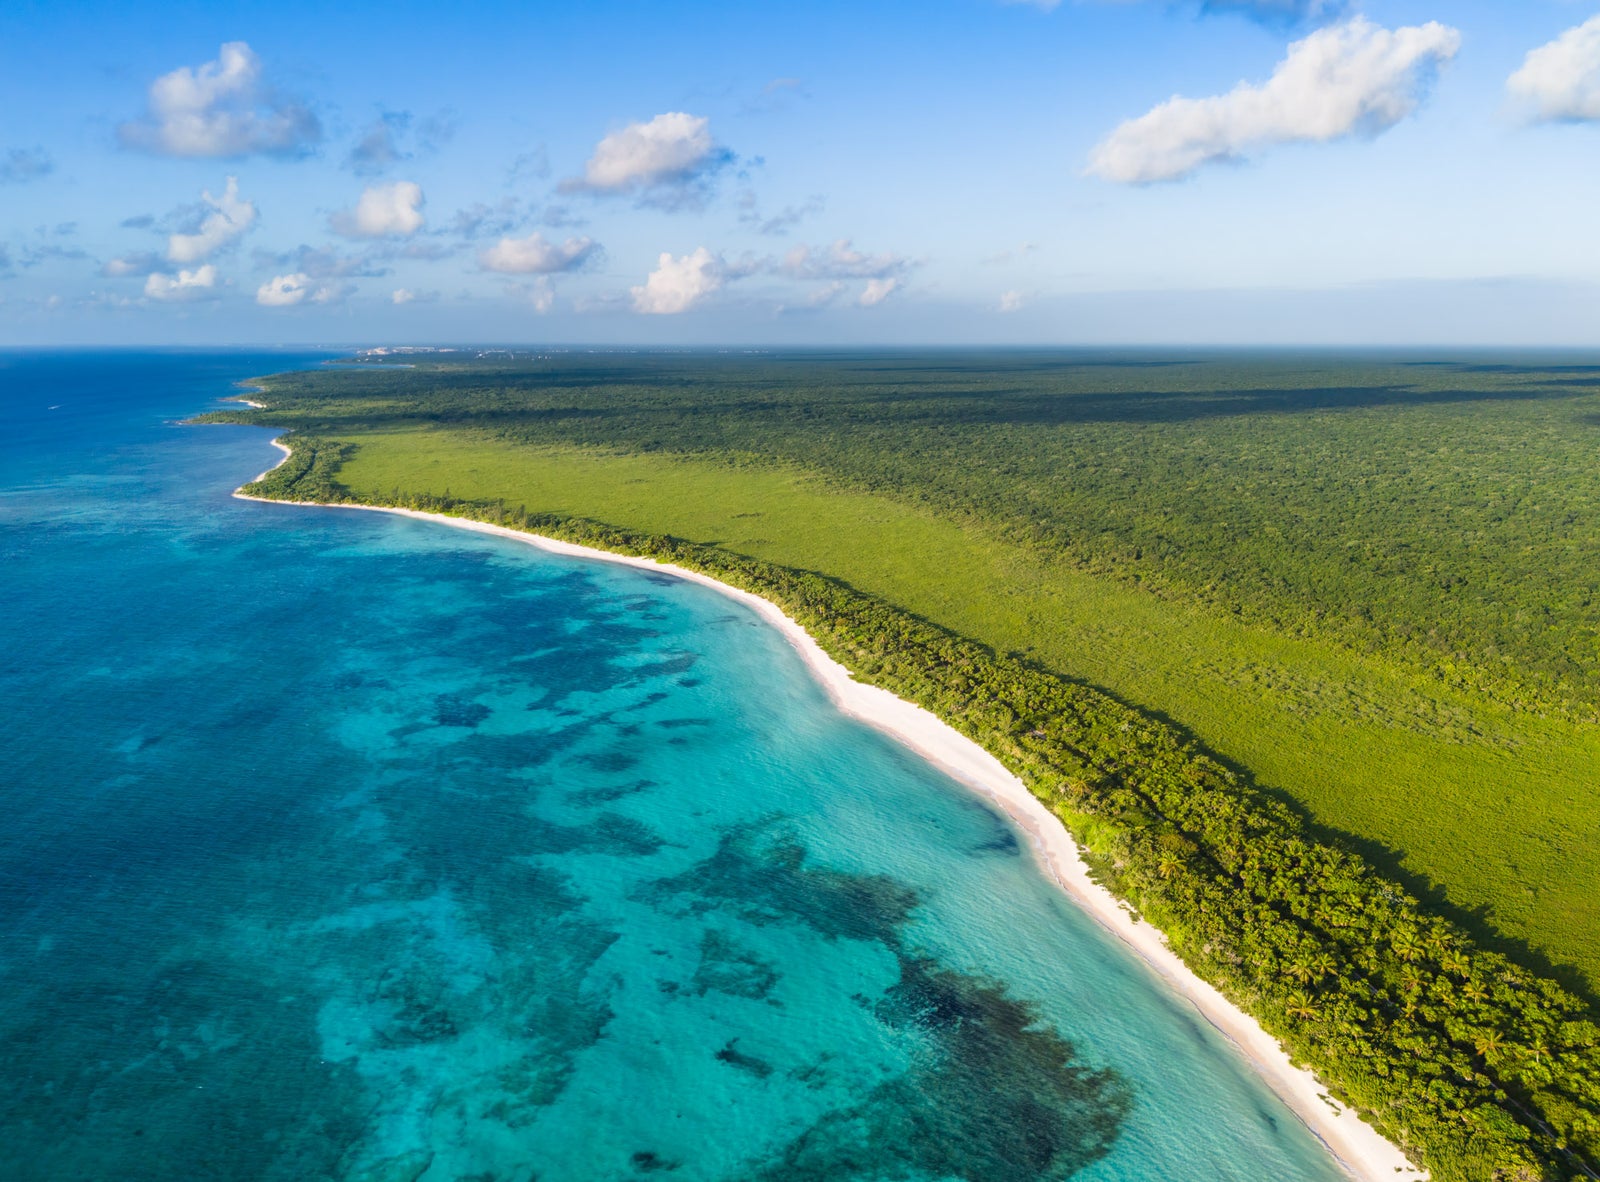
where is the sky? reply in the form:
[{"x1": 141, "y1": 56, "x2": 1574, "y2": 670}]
[{"x1": 4, "y1": 0, "x2": 1600, "y2": 346}]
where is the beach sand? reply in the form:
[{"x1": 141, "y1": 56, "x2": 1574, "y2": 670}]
[{"x1": 233, "y1": 440, "x2": 1426, "y2": 1182}]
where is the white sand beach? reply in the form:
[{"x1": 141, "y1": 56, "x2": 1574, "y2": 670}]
[{"x1": 234, "y1": 440, "x2": 1426, "y2": 1182}]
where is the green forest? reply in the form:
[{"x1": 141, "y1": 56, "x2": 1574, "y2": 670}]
[{"x1": 204, "y1": 349, "x2": 1600, "y2": 1180}]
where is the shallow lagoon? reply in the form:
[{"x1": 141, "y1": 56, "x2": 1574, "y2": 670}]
[{"x1": 0, "y1": 352, "x2": 1346, "y2": 1180}]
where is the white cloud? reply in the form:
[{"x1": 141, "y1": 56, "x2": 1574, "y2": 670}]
[
  {"x1": 331, "y1": 181, "x2": 425, "y2": 238},
  {"x1": 859, "y1": 278, "x2": 901, "y2": 307},
  {"x1": 565, "y1": 112, "x2": 729, "y2": 201},
  {"x1": 999, "y1": 290, "x2": 1025, "y2": 313},
  {"x1": 478, "y1": 232, "x2": 596, "y2": 274},
  {"x1": 519, "y1": 279, "x2": 556, "y2": 313},
  {"x1": 783, "y1": 239, "x2": 909, "y2": 280},
  {"x1": 256, "y1": 272, "x2": 348, "y2": 307},
  {"x1": 101, "y1": 252, "x2": 162, "y2": 278},
  {"x1": 805, "y1": 281, "x2": 847, "y2": 308},
  {"x1": 167, "y1": 176, "x2": 257, "y2": 263},
  {"x1": 631, "y1": 247, "x2": 724, "y2": 314},
  {"x1": 144, "y1": 265, "x2": 217, "y2": 301},
  {"x1": 392, "y1": 287, "x2": 416, "y2": 304},
  {"x1": 1088, "y1": 18, "x2": 1460, "y2": 184},
  {"x1": 256, "y1": 273, "x2": 311, "y2": 306},
  {"x1": 118, "y1": 41, "x2": 319, "y2": 158},
  {"x1": 1508, "y1": 16, "x2": 1600, "y2": 123}
]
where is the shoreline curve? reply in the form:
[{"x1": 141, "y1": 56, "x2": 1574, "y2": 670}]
[{"x1": 231, "y1": 434, "x2": 1425, "y2": 1182}]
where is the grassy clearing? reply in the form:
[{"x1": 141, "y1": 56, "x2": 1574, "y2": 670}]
[{"x1": 331, "y1": 427, "x2": 1600, "y2": 993}]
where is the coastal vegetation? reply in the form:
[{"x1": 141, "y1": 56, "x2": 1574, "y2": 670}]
[{"x1": 206, "y1": 350, "x2": 1600, "y2": 1179}]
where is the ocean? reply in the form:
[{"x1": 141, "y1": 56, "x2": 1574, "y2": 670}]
[{"x1": 0, "y1": 350, "x2": 1347, "y2": 1181}]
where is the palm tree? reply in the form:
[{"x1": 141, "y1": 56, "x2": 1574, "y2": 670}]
[
  {"x1": 1285, "y1": 991, "x2": 1320, "y2": 1022},
  {"x1": 1473, "y1": 1030, "x2": 1506, "y2": 1065},
  {"x1": 1310, "y1": 950, "x2": 1337, "y2": 982},
  {"x1": 1391, "y1": 928, "x2": 1424, "y2": 962},
  {"x1": 1524, "y1": 1033, "x2": 1552, "y2": 1071}
]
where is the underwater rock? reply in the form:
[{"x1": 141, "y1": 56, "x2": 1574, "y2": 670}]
[
  {"x1": 690, "y1": 929, "x2": 781, "y2": 1001},
  {"x1": 642, "y1": 817, "x2": 919, "y2": 945},
  {"x1": 432, "y1": 694, "x2": 492, "y2": 728}
]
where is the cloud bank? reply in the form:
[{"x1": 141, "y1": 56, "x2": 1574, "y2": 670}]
[
  {"x1": 119, "y1": 42, "x2": 320, "y2": 158},
  {"x1": 1508, "y1": 16, "x2": 1600, "y2": 123},
  {"x1": 1089, "y1": 18, "x2": 1459, "y2": 183}
]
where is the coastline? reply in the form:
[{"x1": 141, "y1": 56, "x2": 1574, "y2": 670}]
[
  {"x1": 225, "y1": 386, "x2": 266, "y2": 410},
  {"x1": 232, "y1": 443, "x2": 1424, "y2": 1182}
]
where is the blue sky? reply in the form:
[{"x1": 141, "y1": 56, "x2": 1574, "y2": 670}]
[{"x1": 4, "y1": 0, "x2": 1600, "y2": 345}]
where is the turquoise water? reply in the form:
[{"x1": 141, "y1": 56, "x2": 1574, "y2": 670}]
[{"x1": 0, "y1": 351, "x2": 1348, "y2": 1181}]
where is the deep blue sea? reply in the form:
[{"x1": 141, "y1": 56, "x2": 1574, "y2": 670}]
[{"x1": 0, "y1": 351, "x2": 1348, "y2": 1181}]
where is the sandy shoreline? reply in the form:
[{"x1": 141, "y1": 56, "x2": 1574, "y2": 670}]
[
  {"x1": 232, "y1": 438, "x2": 1424, "y2": 1181},
  {"x1": 225, "y1": 386, "x2": 266, "y2": 410}
]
